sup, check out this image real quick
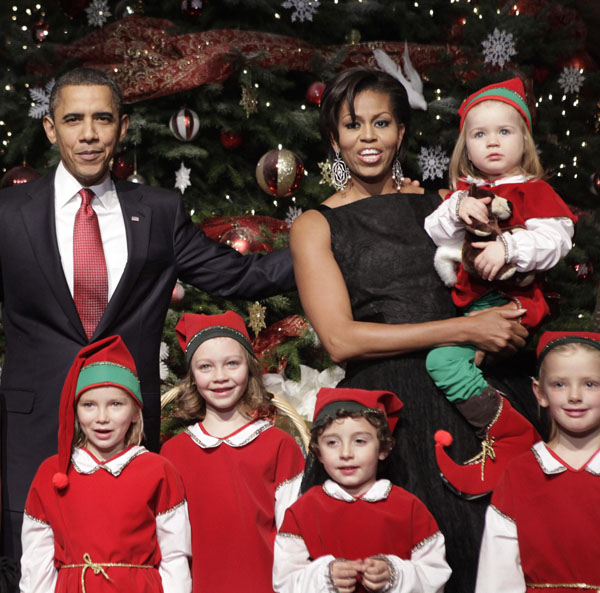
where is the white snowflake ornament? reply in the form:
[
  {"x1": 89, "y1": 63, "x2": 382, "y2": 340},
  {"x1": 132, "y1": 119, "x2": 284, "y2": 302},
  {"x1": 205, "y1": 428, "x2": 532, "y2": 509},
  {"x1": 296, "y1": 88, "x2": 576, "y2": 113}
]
[
  {"x1": 159, "y1": 342, "x2": 170, "y2": 381},
  {"x1": 281, "y1": 0, "x2": 320, "y2": 22},
  {"x1": 482, "y1": 28, "x2": 517, "y2": 69},
  {"x1": 285, "y1": 205, "x2": 303, "y2": 225},
  {"x1": 86, "y1": 0, "x2": 111, "y2": 27},
  {"x1": 28, "y1": 79, "x2": 55, "y2": 119},
  {"x1": 417, "y1": 145, "x2": 450, "y2": 181},
  {"x1": 175, "y1": 162, "x2": 192, "y2": 194},
  {"x1": 558, "y1": 66, "x2": 585, "y2": 94}
]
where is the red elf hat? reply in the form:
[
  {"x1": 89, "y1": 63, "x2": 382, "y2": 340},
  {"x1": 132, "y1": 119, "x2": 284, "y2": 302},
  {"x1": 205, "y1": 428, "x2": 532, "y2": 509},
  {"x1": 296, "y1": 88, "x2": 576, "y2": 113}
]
[
  {"x1": 313, "y1": 387, "x2": 403, "y2": 433},
  {"x1": 459, "y1": 78, "x2": 532, "y2": 132},
  {"x1": 175, "y1": 311, "x2": 255, "y2": 364},
  {"x1": 53, "y1": 335, "x2": 142, "y2": 490},
  {"x1": 536, "y1": 331, "x2": 600, "y2": 369}
]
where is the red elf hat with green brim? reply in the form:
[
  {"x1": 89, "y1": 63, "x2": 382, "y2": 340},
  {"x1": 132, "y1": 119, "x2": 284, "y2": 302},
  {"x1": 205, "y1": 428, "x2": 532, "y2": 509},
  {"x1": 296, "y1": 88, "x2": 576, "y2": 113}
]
[
  {"x1": 536, "y1": 331, "x2": 600, "y2": 370},
  {"x1": 175, "y1": 311, "x2": 256, "y2": 365},
  {"x1": 313, "y1": 387, "x2": 403, "y2": 433},
  {"x1": 433, "y1": 397, "x2": 539, "y2": 499},
  {"x1": 53, "y1": 335, "x2": 143, "y2": 490},
  {"x1": 459, "y1": 77, "x2": 532, "y2": 132}
]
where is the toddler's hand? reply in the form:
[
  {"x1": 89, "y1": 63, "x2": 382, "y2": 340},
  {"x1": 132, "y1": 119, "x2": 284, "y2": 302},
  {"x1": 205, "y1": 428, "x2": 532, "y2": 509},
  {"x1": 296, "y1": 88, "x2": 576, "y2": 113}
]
[
  {"x1": 362, "y1": 557, "x2": 392, "y2": 592},
  {"x1": 330, "y1": 559, "x2": 364, "y2": 593},
  {"x1": 472, "y1": 240, "x2": 507, "y2": 281},
  {"x1": 458, "y1": 195, "x2": 491, "y2": 226}
]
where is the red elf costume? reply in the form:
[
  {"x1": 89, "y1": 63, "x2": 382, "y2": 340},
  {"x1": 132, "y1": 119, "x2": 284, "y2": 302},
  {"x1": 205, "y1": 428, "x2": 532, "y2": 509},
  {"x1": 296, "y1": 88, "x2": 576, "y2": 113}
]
[
  {"x1": 475, "y1": 332, "x2": 600, "y2": 593},
  {"x1": 20, "y1": 335, "x2": 192, "y2": 593},
  {"x1": 273, "y1": 387, "x2": 451, "y2": 593},
  {"x1": 160, "y1": 311, "x2": 305, "y2": 593}
]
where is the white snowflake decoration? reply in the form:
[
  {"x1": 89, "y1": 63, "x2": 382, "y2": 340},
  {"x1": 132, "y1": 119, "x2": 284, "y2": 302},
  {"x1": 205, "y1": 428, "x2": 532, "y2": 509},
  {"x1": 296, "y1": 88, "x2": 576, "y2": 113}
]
[
  {"x1": 285, "y1": 205, "x2": 303, "y2": 225},
  {"x1": 175, "y1": 162, "x2": 191, "y2": 194},
  {"x1": 417, "y1": 145, "x2": 450, "y2": 181},
  {"x1": 159, "y1": 342, "x2": 169, "y2": 381},
  {"x1": 482, "y1": 28, "x2": 517, "y2": 69},
  {"x1": 558, "y1": 66, "x2": 585, "y2": 94},
  {"x1": 28, "y1": 79, "x2": 55, "y2": 119},
  {"x1": 281, "y1": 0, "x2": 320, "y2": 22},
  {"x1": 86, "y1": 0, "x2": 111, "y2": 27}
]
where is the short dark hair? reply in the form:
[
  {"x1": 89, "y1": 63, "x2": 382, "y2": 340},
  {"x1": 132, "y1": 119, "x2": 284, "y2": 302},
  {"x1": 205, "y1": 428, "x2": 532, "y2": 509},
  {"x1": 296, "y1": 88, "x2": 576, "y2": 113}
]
[
  {"x1": 319, "y1": 67, "x2": 411, "y2": 158},
  {"x1": 49, "y1": 67, "x2": 124, "y2": 119}
]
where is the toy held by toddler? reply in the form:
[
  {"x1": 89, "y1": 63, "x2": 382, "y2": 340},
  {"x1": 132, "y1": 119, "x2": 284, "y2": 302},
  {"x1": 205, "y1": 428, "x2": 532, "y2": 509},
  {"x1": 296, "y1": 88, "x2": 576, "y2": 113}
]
[
  {"x1": 20, "y1": 335, "x2": 192, "y2": 593},
  {"x1": 424, "y1": 78, "x2": 577, "y2": 495},
  {"x1": 273, "y1": 387, "x2": 451, "y2": 593},
  {"x1": 160, "y1": 311, "x2": 305, "y2": 593},
  {"x1": 476, "y1": 331, "x2": 600, "y2": 592}
]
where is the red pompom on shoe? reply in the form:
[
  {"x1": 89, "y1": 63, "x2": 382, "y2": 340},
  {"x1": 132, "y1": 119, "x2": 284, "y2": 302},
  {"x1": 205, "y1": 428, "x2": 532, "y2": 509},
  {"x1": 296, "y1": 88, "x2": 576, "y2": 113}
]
[
  {"x1": 435, "y1": 430, "x2": 453, "y2": 447},
  {"x1": 52, "y1": 472, "x2": 69, "y2": 490}
]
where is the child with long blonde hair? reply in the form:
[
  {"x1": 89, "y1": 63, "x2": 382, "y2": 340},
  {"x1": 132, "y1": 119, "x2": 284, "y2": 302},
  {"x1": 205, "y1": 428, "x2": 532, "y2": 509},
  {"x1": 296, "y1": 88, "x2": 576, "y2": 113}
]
[
  {"x1": 424, "y1": 78, "x2": 576, "y2": 495},
  {"x1": 476, "y1": 331, "x2": 600, "y2": 592},
  {"x1": 160, "y1": 311, "x2": 305, "y2": 593},
  {"x1": 20, "y1": 335, "x2": 192, "y2": 593}
]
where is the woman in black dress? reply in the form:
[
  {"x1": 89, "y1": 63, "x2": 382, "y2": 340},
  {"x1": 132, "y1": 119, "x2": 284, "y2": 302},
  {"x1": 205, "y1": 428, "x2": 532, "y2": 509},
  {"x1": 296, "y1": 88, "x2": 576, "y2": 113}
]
[{"x1": 290, "y1": 68, "x2": 528, "y2": 593}]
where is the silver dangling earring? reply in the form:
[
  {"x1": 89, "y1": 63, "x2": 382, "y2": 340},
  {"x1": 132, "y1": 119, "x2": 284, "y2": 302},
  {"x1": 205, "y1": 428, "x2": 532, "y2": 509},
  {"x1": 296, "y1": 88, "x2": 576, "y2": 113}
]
[
  {"x1": 331, "y1": 151, "x2": 351, "y2": 191},
  {"x1": 392, "y1": 154, "x2": 404, "y2": 191}
]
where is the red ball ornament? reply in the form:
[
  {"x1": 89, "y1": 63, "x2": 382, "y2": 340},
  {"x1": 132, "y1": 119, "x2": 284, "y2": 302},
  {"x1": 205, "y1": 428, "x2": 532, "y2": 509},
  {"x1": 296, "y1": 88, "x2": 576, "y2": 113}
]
[
  {"x1": 591, "y1": 171, "x2": 600, "y2": 196},
  {"x1": 111, "y1": 152, "x2": 134, "y2": 180},
  {"x1": 182, "y1": 0, "x2": 207, "y2": 17},
  {"x1": 256, "y1": 149, "x2": 304, "y2": 198},
  {"x1": 31, "y1": 21, "x2": 49, "y2": 44},
  {"x1": 171, "y1": 282, "x2": 185, "y2": 304},
  {"x1": 169, "y1": 108, "x2": 200, "y2": 142},
  {"x1": 219, "y1": 225, "x2": 259, "y2": 254},
  {"x1": 306, "y1": 82, "x2": 326, "y2": 106},
  {"x1": 0, "y1": 165, "x2": 41, "y2": 188},
  {"x1": 220, "y1": 130, "x2": 243, "y2": 150}
]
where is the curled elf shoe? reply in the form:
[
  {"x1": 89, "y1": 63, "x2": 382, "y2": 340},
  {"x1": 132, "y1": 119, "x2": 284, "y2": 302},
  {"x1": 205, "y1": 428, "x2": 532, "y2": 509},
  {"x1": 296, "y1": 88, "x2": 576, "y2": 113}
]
[{"x1": 434, "y1": 397, "x2": 540, "y2": 499}]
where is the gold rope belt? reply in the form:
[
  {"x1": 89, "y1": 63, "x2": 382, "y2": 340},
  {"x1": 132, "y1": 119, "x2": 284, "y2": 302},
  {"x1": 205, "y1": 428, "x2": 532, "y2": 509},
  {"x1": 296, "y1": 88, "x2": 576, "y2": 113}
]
[
  {"x1": 527, "y1": 583, "x2": 600, "y2": 591},
  {"x1": 61, "y1": 553, "x2": 154, "y2": 593}
]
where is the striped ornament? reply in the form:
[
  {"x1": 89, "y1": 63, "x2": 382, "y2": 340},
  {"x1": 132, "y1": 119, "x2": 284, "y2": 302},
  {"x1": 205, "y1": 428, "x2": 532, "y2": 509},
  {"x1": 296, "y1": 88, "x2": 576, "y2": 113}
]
[
  {"x1": 255, "y1": 148, "x2": 304, "y2": 197},
  {"x1": 169, "y1": 107, "x2": 200, "y2": 141}
]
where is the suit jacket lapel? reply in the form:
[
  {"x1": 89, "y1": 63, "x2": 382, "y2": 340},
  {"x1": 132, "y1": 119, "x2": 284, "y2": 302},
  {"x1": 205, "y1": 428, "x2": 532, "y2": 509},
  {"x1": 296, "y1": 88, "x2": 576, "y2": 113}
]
[
  {"x1": 93, "y1": 179, "x2": 152, "y2": 339},
  {"x1": 19, "y1": 173, "x2": 86, "y2": 339}
]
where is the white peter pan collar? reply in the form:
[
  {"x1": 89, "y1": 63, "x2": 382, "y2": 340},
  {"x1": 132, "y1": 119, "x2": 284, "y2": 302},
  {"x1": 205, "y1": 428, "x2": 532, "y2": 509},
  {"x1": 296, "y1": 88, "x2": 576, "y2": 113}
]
[
  {"x1": 185, "y1": 418, "x2": 272, "y2": 449},
  {"x1": 71, "y1": 445, "x2": 147, "y2": 476},
  {"x1": 532, "y1": 441, "x2": 600, "y2": 476},
  {"x1": 322, "y1": 479, "x2": 392, "y2": 503},
  {"x1": 464, "y1": 174, "x2": 532, "y2": 187}
]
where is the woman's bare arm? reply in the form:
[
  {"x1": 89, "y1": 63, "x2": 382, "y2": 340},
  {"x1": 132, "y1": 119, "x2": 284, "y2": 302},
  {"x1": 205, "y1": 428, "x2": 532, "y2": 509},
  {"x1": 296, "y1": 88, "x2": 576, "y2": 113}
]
[{"x1": 290, "y1": 209, "x2": 528, "y2": 363}]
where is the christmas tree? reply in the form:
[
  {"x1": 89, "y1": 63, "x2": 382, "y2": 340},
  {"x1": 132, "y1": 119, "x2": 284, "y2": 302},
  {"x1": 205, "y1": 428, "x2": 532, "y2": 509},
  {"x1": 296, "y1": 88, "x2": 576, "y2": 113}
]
[{"x1": 1, "y1": 0, "x2": 599, "y2": 401}]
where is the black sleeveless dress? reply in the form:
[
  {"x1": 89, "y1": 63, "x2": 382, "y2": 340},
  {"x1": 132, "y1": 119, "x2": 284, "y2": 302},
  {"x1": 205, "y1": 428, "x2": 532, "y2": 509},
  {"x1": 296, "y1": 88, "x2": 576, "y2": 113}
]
[{"x1": 319, "y1": 193, "x2": 487, "y2": 593}]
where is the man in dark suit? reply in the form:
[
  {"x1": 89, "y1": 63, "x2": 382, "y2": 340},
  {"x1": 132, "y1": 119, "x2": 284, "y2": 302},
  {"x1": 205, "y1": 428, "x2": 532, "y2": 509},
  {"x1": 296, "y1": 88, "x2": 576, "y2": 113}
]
[{"x1": 0, "y1": 68, "x2": 294, "y2": 562}]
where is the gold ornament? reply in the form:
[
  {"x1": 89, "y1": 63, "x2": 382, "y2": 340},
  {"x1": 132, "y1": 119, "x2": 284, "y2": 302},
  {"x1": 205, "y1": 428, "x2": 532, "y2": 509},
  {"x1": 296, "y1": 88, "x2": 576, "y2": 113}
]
[
  {"x1": 345, "y1": 29, "x2": 361, "y2": 45},
  {"x1": 247, "y1": 301, "x2": 267, "y2": 337},
  {"x1": 256, "y1": 148, "x2": 304, "y2": 197},
  {"x1": 318, "y1": 160, "x2": 333, "y2": 186},
  {"x1": 240, "y1": 84, "x2": 259, "y2": 118}
]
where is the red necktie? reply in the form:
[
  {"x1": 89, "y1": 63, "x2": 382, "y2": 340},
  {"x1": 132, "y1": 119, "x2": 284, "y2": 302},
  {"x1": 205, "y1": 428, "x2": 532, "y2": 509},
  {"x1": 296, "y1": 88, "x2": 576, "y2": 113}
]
[{"x1": 73, "y1": 188, "x2": 108, "y2": 339}]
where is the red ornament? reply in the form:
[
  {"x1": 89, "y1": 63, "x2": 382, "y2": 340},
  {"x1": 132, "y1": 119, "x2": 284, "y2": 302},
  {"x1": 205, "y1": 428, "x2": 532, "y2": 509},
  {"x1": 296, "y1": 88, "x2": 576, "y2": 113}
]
[
  {"x1": 256, "y1": 149, "x2": 304, "y2": 197},
  {"x1": 169, "y1": 107, "x2": 200, "y2": 141},
  {"x1": 181, "y1": 0, "x2": 207, "y2": 17},
  {"x1": 572, "y1": 262, "x2": 594, "y2": 281},
  {"x1": 111, "y1": 151, "x2": 134, "y2": 179},
  {"x1": 561, "y1": 50, "x2": 597, "y2": 73},
  {"x1": 220, "y1": 130, "x2": 243, "y2": 150},
  {"x1": 448, "y1": 17, "x2": 466, "y2": 43},
  {"x1": 219, "y1": 225, "x2": 259, "y2": 254},
  {"x1": 591, "y1": 171, "x2": 600, "y2": 196},
  {"x1": 306, "y1": 82, "x2": 326, "y2": 106},
  {"x1": 0, "y1": 165, "x2": 41, "y2": 188},
  {"x1": 31, "y1": 21, "x2": 49, "y2": 44},
  {"x1": 171, "y1": 282, "x2": 185, "y2": 304}
]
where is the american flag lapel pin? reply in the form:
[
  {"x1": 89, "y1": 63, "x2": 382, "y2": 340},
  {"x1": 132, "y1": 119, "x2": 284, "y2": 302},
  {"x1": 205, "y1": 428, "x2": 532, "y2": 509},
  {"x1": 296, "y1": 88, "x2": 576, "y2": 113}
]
[{"x1": 131, "y1": 216, "x2": 140, "y2": 222}]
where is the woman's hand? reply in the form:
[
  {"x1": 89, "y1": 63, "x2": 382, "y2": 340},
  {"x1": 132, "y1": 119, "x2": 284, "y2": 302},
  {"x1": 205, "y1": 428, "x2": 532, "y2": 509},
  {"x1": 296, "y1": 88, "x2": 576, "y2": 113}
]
[{"x1": 464, "y1": 307, "x2": 528, "y2": 353}]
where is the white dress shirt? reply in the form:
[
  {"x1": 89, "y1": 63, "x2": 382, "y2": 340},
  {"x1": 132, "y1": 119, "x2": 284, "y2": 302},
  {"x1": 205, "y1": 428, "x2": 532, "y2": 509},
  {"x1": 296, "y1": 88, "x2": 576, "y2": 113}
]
[{"x1": 54, "y1": 162, "x2": 128, "y2": 300}]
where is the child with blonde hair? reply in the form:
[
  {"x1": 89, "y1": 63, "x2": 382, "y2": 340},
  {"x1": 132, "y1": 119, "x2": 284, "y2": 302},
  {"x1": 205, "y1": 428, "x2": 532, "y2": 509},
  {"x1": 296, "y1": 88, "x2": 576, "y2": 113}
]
[
  {"x1": 160, "y1": 311, "x2": 304, "y2": 593},
  {"x1": 476, "y1": 331, "x2": 600, "y2": 592},
  {"x1": 273, "y1": 387, "x2": 451, "y2": 593},
  {"x1": 424, "y1": 78, "x2": 576, "y2": 495},
  {"x1": 20, "y1": 335, "x2": 192, "y2": 593}
]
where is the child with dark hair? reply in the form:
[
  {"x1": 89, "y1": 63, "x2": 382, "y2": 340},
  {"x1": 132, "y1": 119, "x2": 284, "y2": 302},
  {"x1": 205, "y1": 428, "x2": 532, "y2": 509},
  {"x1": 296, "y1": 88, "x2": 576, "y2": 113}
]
[{"x1": 273, "y1": 387, "x2": 451, "y2": 593}]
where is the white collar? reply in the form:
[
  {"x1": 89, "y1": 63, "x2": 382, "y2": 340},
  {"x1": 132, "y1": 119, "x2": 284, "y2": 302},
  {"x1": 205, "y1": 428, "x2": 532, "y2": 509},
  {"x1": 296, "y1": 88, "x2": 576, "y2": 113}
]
[
  {"x1": 463, "y1": 174, "x2": 532, "y2": 187},
  {"x1": 322, "y1": 479, "x2": 392, "y2": 503},
  {"x1": 532, "y1": 441, "x2": 600, "y2": 476},
  {"x1": 71, "y1": 445, "x2": 147, "y2": 476},
  {"x1": 54, "y1": 161, "x2": 117, "y2": 211},
  {"x1": 185, "y1": 419, "x2": 272, "y2": 449}
]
